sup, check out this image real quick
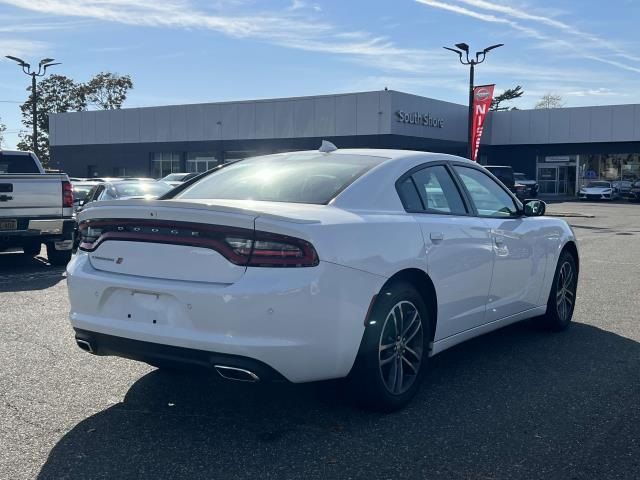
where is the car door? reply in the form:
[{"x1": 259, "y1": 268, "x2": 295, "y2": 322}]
[
  {"x1": 397, "y1": 163, "x2": 494, "y2": 340},
  {"x1": 452, "y1": 164, "x2": 548, "y2": 323}
]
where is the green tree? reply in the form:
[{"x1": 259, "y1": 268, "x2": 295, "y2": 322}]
[
  {"x1": 17, "y1": 72, "x2": 134, "y2": 162},
  {"x1": 490, "y1": 85, "x2": 524, "y2": 111},
  {"x1": 17, "y1": 131, "x2": 50, "y2": 165},
  {"x1": 17, "y1": 74, "x2": 85, "y2": 164},
  {"x1": 535, "y1": 93, "x2": 565, "y2": 109},
  {"x1": 84, "y1": 72, "x2": 133, "y2": 110}
]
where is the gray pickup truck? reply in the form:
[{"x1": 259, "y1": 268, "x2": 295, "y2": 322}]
[{"x1": 0, "y1": 150, "x2": 75, "y2": 265}]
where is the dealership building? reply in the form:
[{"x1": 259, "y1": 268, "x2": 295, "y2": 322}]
[{"x1": 49, "y1": 89, "x2": 640, "y2": 196}]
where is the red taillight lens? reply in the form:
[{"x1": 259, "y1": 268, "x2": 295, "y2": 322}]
[
  {"x1": 233, "y1": 231, "x2": 319, "y2": 267},
  {"x1": 62, "y1": 181, "x2": 74, "y2": 208},
  {"x1": 78, "y1": 219, "x2": 319, "y2": 268}
]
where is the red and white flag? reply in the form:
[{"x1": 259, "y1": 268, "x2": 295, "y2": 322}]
[{"x1": 471, "y1": 84, "x2": 495, "y2": 161}]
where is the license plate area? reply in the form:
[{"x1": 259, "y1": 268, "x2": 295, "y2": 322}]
[
  {"x1": 98, "y1": 287, "x2": 190, "y2": 328},
  {"x1": 0, "y1": 219, "x2": 17, "y2": 231}
]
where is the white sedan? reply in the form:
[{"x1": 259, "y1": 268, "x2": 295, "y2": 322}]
[{"x1": 67, "y1": 147, "x2": 579, "y2": 411}]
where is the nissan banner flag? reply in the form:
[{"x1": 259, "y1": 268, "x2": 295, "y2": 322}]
[{"x1": 471, "y1": 84, "x2": 495, "y2": 161}]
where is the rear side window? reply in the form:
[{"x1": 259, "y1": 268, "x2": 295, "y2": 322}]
[
  {"x1": 177, "y1": 153, "x2": 386, "y2": 204},
  {"x1": 0, "y1": 153, "x2": 40, "y2": 174},
  {"x1": 397, "y1": 177, "x2": 423, "y2": 211},
  {"x1": 403, "y1": 165, "x2": 467, "y2": 215}
]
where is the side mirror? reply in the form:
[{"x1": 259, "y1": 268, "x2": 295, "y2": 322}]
[{"x1": 523, "y1": 199, "x2": 546, "y2": 217}]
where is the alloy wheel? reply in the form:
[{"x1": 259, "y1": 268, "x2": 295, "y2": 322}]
[
  {"x1": 378, "y1": 301, "x2": 424, "y2": 395},
  {"x1": 556, "y1": 261, "x2": 576, "y2": 322}
]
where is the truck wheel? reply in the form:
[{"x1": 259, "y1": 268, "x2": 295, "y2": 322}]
[
  {"x1": 22, "y1": 242, "x2": 42, "y2": 257},
  {"x1": 46, "y1": 243, "x2": 72, "y2": 266}
]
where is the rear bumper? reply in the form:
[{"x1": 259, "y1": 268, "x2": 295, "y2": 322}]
[
  {"x1": 74, "y1": 328, "x2": 288, "y2": 381},
  {"x1": 66, "y1": 252, "x2": 385, "y2": 383},
  {"x1": 0, "y1": 218, "x2": 75, "y2": 247}
]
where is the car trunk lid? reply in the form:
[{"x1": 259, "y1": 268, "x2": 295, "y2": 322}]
[{"x1": 79, "y1": 200, "x2": 258, "y2": 284}]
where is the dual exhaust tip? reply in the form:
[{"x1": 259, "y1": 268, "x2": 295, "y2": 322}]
[{"x1": 74, "y1": 338, "x2": 260, "y2": 382}]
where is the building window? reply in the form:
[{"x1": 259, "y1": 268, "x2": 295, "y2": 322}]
[
  {"x1": 186, "y1": 152, "x2": 219, "y2": 173},
  {"x1": 152, "y1": 152, "x2": 181, "y2": 178},
  {"x1": 113, "y1": 167, "x2": 127, "y2": 177}
]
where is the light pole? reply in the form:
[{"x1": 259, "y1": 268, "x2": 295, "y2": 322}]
[
  {"x1": 443, "y1": 43, "x2": 503, "y2": 159},
  {"x1": 5, "y1": 56, "x2": 61, "y2": 157}
]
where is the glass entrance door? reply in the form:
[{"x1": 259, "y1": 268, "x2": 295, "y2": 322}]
[
  {"x1": 538, "y1": 166, "x2": 558, "y2": 194},
  {"x1": 557, "y1": 166, "x2": 568, "y2": 194}
]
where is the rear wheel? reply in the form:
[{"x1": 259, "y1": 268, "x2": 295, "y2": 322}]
[
  {"x1": 46, "y1": 243, "x2": 72, "y2": 266},
  {"x1": 22, "y1": 242, "x2": 41, "y2": 257},
  {"x1": 542, "y1": 251, "x2": 578, "y2": 331},
  {"x1": 350, "y1": 281, "x2": 431, "y2": 411}
]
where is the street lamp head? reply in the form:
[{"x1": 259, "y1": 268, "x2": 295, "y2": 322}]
[
  {"x1": 43, "y1": 62, "x2": 61, "y2": 69},
  {"x1": 39, "y1": 58, "x2": 55, "y2": 65},
  {"x1": 5, "y1": 55, "x2": 29, "y2": 68},
  {"x1": 483, "y1": 43, "x2": 504, "y2": 54},
  {"x1": 455, "y1": 43, "x2": 470, "y2": 53},
  {"x1": 443, "y1": 46, "x2": 463, "y2": 55}
]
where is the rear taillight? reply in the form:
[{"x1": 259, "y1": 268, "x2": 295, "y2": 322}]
[
  {"x1": 226, "y1": 231, "x2": 319, "y2": 267},
  {"x1": 62, "y1": 181, "x2": 74, "y2": 208},
  {"x1": 78, "y1": 219, "x2": 319, "y2": 268}
]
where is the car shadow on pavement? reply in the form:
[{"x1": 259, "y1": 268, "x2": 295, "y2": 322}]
[
  {"x1": 0, "y1": 251, "x2": 66, "y2": 292},
  {"x1": 37, "y1": 321, "x2": 639, "y2": 480}
]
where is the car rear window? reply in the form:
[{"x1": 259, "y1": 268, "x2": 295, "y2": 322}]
[
  {"x1": 0, "y1": 153, "x2": 40, "y2": 174},
  {"x1": 112, "y1": 181, "x2": 173, "y2": 198},
  {"x1": 176, "y1": 152, "x2": 387, "y2": 204}
]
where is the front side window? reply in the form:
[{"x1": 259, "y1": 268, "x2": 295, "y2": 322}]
[
  {"x1": 411, "y1": 165, "x2": 466, "y2": 214},
  {"x1": 177, "y1": 153, "x2": 386, "y2": 204},
  {"x1": 454, "y1": 166, "x2": 518, "y2": 217}
]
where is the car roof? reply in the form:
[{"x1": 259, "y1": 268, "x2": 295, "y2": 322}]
[{"x1": 259, "y1": 148, "x2": 475, "y2": 165}]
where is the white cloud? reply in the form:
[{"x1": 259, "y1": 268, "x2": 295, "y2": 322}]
[
  {"x1": 415, "y1": 0, "x2": 640, "y2": 74},
  {"x1": 0, "y1": 38, "x2": 48, "y2": 57},
  {"x1": 0, "y1": 0, "x2": 424, "y2": 73}
]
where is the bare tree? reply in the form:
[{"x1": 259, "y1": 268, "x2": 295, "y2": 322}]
[{"x1": 535, "y1": 93, "x2": 565, "y2": 109}]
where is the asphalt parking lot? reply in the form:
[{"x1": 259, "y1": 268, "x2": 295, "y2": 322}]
[{"x1": 1, "y1": 201, "x2": 639, "y2": 480}]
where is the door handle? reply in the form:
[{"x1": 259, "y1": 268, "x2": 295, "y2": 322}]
[
  {"x1": 430, "y1": 232, "x2": 444, "y2": 242},
  {"x1": 0, "y1": 195, "x2": 13, "y2": 202}
]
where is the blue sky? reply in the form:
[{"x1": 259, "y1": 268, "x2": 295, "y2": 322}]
[{"x1": 0, "y1": 0, "x2": 639, "y2": 148}]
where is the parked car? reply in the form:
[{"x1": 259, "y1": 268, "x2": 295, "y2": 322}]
[
  {"x1": 612, "y1": 180, "x2": 633, "y2": 197},
  {"x1": 79, "y1": 179, "x2": 174, "y2": 209},
  {"x1": 161, "y1": 172, "x2": 199, "y2": 187},
  {"x1": 484, "y1": 165, "x2": 527, "y2": 199},
  {"x1": 629, "y1": 181, "x2": 640, "y2": 202},
  {"x1": 578, "y1": 181, "x2": 619, "y2": 201},
  {"x1": 71, "y1": 181, "x2": 97, "y2": 212},
  {"x1": 0, "y1": 150, "x2": 75, "y2": 265},
  {"x1": 68, "y1": 147, "x2": 579, "y2": 411},
  {"x1": 514, "y1": 172, "x2": 539, "y2": 198}
]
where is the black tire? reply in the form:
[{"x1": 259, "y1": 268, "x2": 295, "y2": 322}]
[
  {"x1": 46, "y1": 243, "x2": 72, "y2": 266},
  {"x1": 349, "y1": 281, "x2": 432, "y2": 412},
  {"x1": 542, "y1": 250, "x2": 578, "y2": 331},
  {"x1": 22, "y1": 242, "x2": 41, "y2": 257}
]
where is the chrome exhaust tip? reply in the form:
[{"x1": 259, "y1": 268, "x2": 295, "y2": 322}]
[
  {"x1": 214, "y1": 365, "x2": 260, "y2": 382},
  {"x1": 76, "y1": 338, "x2": 94, "y2": 354}
]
